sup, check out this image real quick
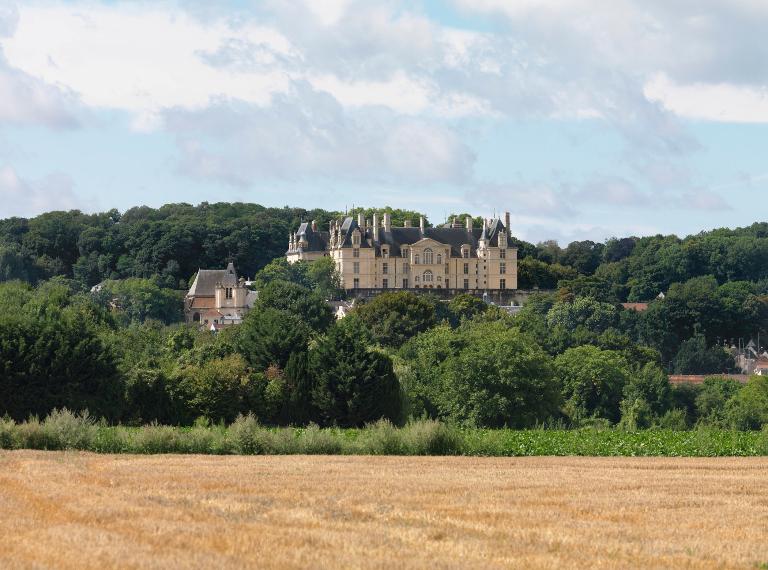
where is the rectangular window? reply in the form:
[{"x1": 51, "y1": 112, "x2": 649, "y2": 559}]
[
  {"x1": 500, "y1": 248, "x2": 506, "y2": 259},
  {"x1": 353, "y1": 248, "x2": 359, "y2": 258},
  {"x1": 401, "y1": 248, "x2": 408, "y2": 258},
  {"x1": 225, "y1": 288, "x2": 233, "y2": 299},
  {"x1": 403, "y1": 263, "x2": 409, "y2": 274},
  {"x1": 382, "y1": 278, "x2": 388, "y2": 289},
  {"x1": 500, "y1": 279, "x2": 506, "y2": 290},
  {"x1": 463, "y1": 279, "x2": 469, "y2": 289},
  {"x1": 500, "y1": 262, "x2": 506, "y2": 274},
  {"x1": 415, "y1": 254, "x2": 420, "y2": 264},
  {"x1": 462, "y1": 249, "x2": 469, "y2": 258},
  {"x1": 445, "y1": 279, "x2": 449, "y2": 289},
  {"x1": 353, "y1": 278, "x2": 360, "y2": 289},
  {"x1": 382, "y1": 248, "x2": 389, "y2": 258},
  {"x1": 445, "y1": 264, "x2": 449, "y2": 274},
  {"x1": 382, "y1": 263, "x2": 388, "y2": 275},
  {"x1": 353, "y1": 262, "x2": 360, "y2": 274},
  {"x1": 463, "y1": 263, "x2": 469, "y2": 274},
  {"x1": 402, "y1": 279, "x2": 408, "y2": 288}
]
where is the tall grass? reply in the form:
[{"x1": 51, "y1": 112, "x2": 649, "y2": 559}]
[{"x1": 1, "y1": 409, "x2": 767, "y2": 456}]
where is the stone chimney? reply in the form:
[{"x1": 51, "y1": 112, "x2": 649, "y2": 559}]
[
  {"x1": 383, "y1": 212, "x2": 391, "y2": 232},
  {"x1": 358, "y1": 212, "x2": 365, "y2": 228},
  {"x1": 466, "y1": 216, "x2": 473, "y2": 233},
  {"x1": 311, "y1": 220, "x2": 317, "y2": 232},
  {"x1": 419, "y1": 216, "x2": 425, "y2": 233},
  {"x1": 404, "y1": 219, "x2": 412, "y2": 227},
  {"x1": 504, "y1": 211, "x2": 510, "y2": 231},
  {"x1": 373, "y1": 212, "x2": 380, "y2": 242}
]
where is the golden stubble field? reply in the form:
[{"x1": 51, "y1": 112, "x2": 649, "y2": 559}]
[{"x1": 0, "y1": 452, "x2": 766, "y2": 569}]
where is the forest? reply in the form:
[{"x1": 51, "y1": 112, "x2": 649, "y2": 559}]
[{"x1": 1, "y1": 202, "x2": 768, "y2": 431}]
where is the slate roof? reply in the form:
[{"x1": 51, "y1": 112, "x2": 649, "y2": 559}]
[
  {"x1": 292, "y1": 216, "x2": 511, "y2": 256},
  {"x1": 295, "y1": 222, "x2": 331, "y2": 252},
  {"x1": 187, "y1": 262, "x2": 238, "y2": 297}
]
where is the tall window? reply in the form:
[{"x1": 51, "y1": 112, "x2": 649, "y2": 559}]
[
  {"x1": 225, "y1": 288, "x2": 233, "y2": 299},
  {"x1": 445, "y1": 279, "x2": 449, "y2": 289},
  {"x1": 415, "y1": 254, "x2": 420, "y2": 265},
  {"x1": 353, "y1": 278, "x2": 359, "y2": 288},
  {"x1": 353, "y1": 248, "x2": 359, "y2": 258},
  {"x1": 382, "y1": 263, "x2": 388, "y2": 274},
  {"x1": 463, "y1": 263, "x2": 469, "y2": 274},
  {"x1": 403, "y1": 263, "x2": 409, "y2": 274},
  {"x1": 353, "y1": 262, "x2": 360, "y2": 274},
  {"x1": 437, "y1": 253, "x2": 442, "y2": 264},
  {"x1": 402, "y1": 278, "x2": 408, "y2": 288},
  {"x1": 500, "y1": 262, "x2": 506, "y2": 274},
  {"x1": 401, "y1": 248, "x2": 408, "y2": 258},
  {"x1": 423, "y1": 270, "x2": 433, "y2": 283},
  {"x1": 424, "y1": 248, "x2": 433, "y2": 264},
  {"x1": 463, "y1": 279, "x2": 469, "y2": 289},
  {"x1": 500, "y1": 279, "x2": 506, "y2": 290},
  {"x1": 500, "y1": 248, "x2": 506, "y2": 259},
  {"x1": 352, "y1": 233, "x2": 360, "y2": 246},
  {"x1": 382, "y1": 247, "x2": 389, "y2": 258},
  {"x1": 382, "y1": 278, "x2": 388, "y2": 289},
  {"x1": 462, "y1": 248, "x2": 469, "y2": 258}
]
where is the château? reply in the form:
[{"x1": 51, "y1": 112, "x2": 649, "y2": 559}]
[{"x1": 287, "y1": 211, "x2": 518, "y2": 294}]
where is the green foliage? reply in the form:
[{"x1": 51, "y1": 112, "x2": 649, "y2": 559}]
[
  {"x1": 403, "y1": 321, "x2": 560, "y2": 427},
  {"x1": 517, "y1": 258, "x2": 578, "y2": 289},
  {"x1": 353, "y1": 291, "x2": 437, "y2": 348},
  {"x1": 237, "y1": 307, "x2": 310, "y2": 371},
  {"x1": 310, "y1": 319, "x2": 402, "y2": 427},
  {"x1": 447, "y1": 293, "x2": 488, "y2": 322},
  {"x1": 695, "y1": 377, "x2": 742, "y2": 427},
  {"x1": 96, "y1": 278, "x2": 183, "y2": 324},
  {"x1": 554, "y1": 346, "x2": 630, "y2": 423},
  {"x1": 672, "y1": 334, "x2": 734, "y2": 375},
  {"x1": 255, "y1": 280, "x2": 334, "y2": 332},
  {"x1": 725, "y1": 376, "x2": 768, "y2": 430}
]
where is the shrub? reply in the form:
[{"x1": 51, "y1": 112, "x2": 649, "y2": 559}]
[
  {"x1": 656, "y1": 408, "x2": 689, "y2": 431},
  {"x1": 401, "y1": 420, "x2": 463, "y2": 455},
  {"x1": 297, "y1": 424, "x2": 344, "y2": 455},
  {"x1": 0, "y1": 415, "x2": 16, "y2": 449},
  {"x1": 40, "y1": 409, "x2": 98, "y2": 450},
  {"x1": 228, "y1": 414, "x2": 270, "y2": 455},
  {"x1": 359, "y1": 419, "x2": 404, "y2": 455},
  {"x1": 131, "y1": 423, "x2": 182, "y2": 454}
]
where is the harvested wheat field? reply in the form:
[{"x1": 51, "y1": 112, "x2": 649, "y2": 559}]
[{"x1": 1, "y1": 452, "x2": 767, "y2": 570}]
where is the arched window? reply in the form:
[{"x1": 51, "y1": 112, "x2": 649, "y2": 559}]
[
  {"x1": 424, "y1": 248, "x2": 434, "y2": 264},
  {"x1": 437, "y1": 253, "x2": 442, "y2": 264},
  {"x1": 423, "y1": 270, "x2": 433, "y2": 283}
]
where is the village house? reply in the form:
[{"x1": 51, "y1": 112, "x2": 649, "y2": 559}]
[
  {"x1": 184, "y1": 262, "x2": 257, "y2": 328},
  {"x1": 287, "y1": 211, "x2": 518, "y2": 295}
]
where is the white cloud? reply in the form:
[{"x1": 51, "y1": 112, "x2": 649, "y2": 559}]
[{"x1": 0, "y1": 165, "x2": 85, "y2": 217}]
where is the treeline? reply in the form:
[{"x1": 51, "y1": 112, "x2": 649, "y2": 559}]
[
  {"x1": 2, "y1": 277, "x2": 768, "y2": 431},
  {"x1": 0, "y1": 203, "x2": 426, "y2": 289}
]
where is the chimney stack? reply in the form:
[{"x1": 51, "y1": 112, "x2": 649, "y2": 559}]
[
  {"x1": 404, "y1": 219, "x2": 412, "y2": 227},
  {"x1": 373, "y1": 212, "x2": 380, "y2": 242},
  {"x1": 466, "y1": 216, "x2": 473, "y2": 233},
  {"x1": 311, "y1": 220, "x2": 317, "y2": 232},
  {"x1": 383, "y1": 212, "x2": 391, "y2": 232},
  {"x1": 504, "y1": 211, "x2": 511, "y2": 232},
  {"x1": 358, "y1": 212, "x2": 365, "y2": 228},
  {"x1": 419, "y1": 216, "x2": 425, "y2": 233}
]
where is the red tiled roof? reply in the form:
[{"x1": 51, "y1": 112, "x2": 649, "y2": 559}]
[
  {"x1": 668, "y1": 374, "x2": 749, "y2": 385},
  {"x1": 621, "y1": 302, "x2": 649, "y2": 312}
]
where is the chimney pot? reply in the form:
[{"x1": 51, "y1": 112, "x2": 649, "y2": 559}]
[
  {"x1": 358, "y1": 212, "x2": 365, "y2": 228},
  {"x1": 504, "y1": 211, "x2": 511, "y2": 232},
  {"x1": 419, "y1": 216, "x2": 425, "y2": 233},
  {"x1": 373, "y1": 213, "x2": 380, "y2": 242},
  {"x1": 465, "y1": 216, "x2": 473, "y2": 232},
  {"x1": 383, "y1": 212, "x2": 391, "y2": 232}
]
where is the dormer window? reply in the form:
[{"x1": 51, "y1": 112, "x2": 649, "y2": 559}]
[
  {"x1": 382, "y1": 246, "x2": 389, "y2": 258},
  {"x1": 462, "y1": 247, "x2": 469, "y2": 259},
  {"x1": 401, "y1": 248, "x2": 408, "y2": 258},
  {"x1": 352, "y1": 231, "x2": 361, "y2": 246}
]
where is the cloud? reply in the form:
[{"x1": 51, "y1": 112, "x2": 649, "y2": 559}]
[
  {"x1": 0, "y1": 165, "x2": 85, "y2": 218},
  {"x1": 164, "y1": 82, "x2": 475, "y2": 186}
]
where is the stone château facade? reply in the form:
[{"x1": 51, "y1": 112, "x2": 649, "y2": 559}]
[
  {"x1": 286, "y1": 212, "x2": 518, "y2": 293},
  {"x1": 185, "y1": 262, "x2": 257, "y2": 328}
]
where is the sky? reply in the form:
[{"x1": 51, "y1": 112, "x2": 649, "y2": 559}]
[{"x1": 0, "y1": 0, "x2": 767, "y2": 243}]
